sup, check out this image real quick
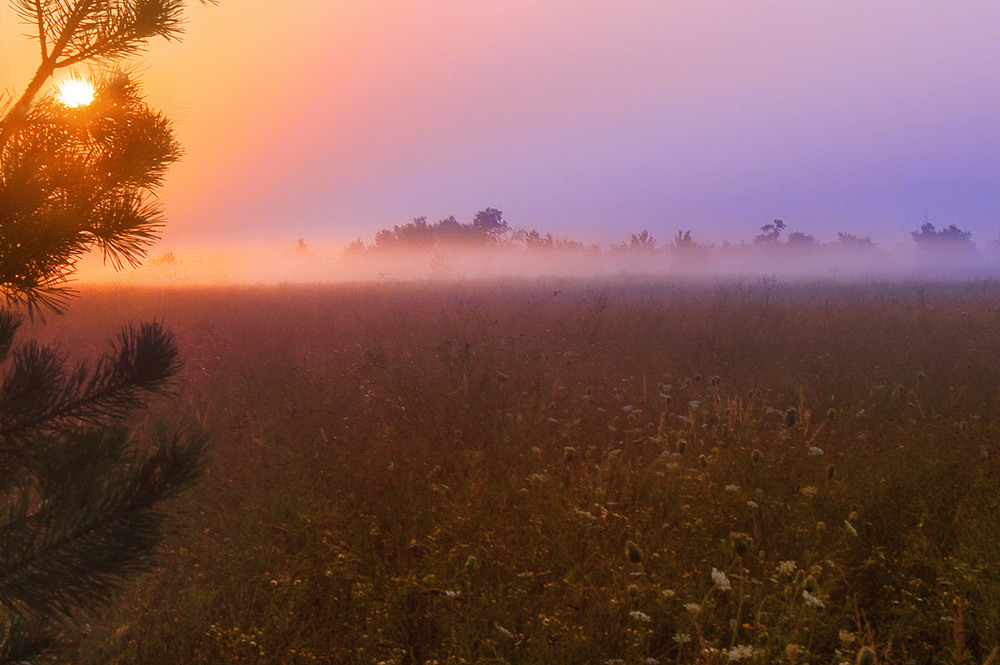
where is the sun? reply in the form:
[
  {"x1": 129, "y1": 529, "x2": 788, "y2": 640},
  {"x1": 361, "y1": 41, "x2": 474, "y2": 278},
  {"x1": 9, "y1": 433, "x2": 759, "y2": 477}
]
[{"x1": 57, "y1": 77, "x2": 96, "y2": 108}]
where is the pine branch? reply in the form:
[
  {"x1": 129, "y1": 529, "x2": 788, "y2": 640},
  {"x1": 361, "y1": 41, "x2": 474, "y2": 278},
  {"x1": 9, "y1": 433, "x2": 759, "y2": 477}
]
[
  {"x1": 0, "y1": 617, "x2": 59, "y2": 665},
  {"x1": 0, "y1": 321, "x2": 180, "y2": 442},
  {"x1": 0, "y1": 311, "x2": 22, "y2": 363},
  {"x1": 0, "y1": 427, "x2": 207, "y2": 620}
]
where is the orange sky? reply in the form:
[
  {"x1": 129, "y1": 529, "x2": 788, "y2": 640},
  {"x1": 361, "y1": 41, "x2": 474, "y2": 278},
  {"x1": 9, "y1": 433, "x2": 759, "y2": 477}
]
[{"x1": 3, "y1": 2, "x2": 999, "y2": 251}]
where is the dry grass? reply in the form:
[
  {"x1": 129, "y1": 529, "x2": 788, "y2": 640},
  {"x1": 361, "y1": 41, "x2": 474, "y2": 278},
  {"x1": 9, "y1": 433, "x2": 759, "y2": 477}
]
[{"x1": 36, "y1": 278, "x2": 1000, "y2": 664}]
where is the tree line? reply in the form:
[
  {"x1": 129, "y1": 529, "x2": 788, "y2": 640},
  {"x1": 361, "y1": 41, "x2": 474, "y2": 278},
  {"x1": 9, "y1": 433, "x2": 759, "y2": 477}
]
[{"x1": 344, "y1": 210, "x2": 982, "y2": 255}]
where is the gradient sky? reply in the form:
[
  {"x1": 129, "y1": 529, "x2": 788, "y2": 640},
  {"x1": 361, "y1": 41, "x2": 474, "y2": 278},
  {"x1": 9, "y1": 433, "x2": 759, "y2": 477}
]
[{"x1": 3, "y1": 1, "x2": 999, "y2": 249}]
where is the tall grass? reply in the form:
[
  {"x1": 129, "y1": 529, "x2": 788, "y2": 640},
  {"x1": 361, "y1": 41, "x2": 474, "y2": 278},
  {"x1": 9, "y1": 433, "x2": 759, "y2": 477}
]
[{"x1": 42, "y1": 278, "x2": 1000, "y2": 664}]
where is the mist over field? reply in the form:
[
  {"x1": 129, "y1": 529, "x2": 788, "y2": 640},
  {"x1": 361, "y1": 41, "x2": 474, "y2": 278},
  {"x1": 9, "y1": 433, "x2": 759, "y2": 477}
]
[{"x1": 74, "y1": 240, "x2": 1000, "y2": 287}]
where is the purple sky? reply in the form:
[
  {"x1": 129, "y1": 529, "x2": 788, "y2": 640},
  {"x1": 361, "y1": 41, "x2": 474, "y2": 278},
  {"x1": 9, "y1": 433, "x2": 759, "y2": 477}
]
[{"x1": 4, "y1": 1, "x2": 999, "y2": 249}]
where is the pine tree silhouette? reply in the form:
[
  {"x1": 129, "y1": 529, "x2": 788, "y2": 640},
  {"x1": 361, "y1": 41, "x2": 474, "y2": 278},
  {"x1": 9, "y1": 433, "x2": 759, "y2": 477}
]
[{"x1": 0, "y1": 2, "x2": 209, "y2": 661}]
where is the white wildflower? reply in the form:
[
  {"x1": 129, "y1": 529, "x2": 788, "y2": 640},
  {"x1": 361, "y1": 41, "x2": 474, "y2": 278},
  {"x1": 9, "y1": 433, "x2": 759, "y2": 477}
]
[
  {"x1": 746, "y1": 500, "x2": 759, "y2": 509},
  {"x1": 808, "y1": 446, "x2": 824, "y2": 456},
  {"x1": 661, "y1": 589, "x2": 676, "y2": 598},
  {"x1": 800, "y1": 486, "x2": 819, "y2": 497},
  {"x1": 712, "y1": 567, "x2": 732, "y2": 592},
  {"x1": 645, "y1": 659, "x2": 661, "y2": 665},
  {"x1": 776, "y1": 560, "x2": 797, "y2": 576},
  {"x1": 684, "y1": 602, "x2": 701, "y2": 614},
  {"x1": 725, "y1": 484, "x2": 740, "y2": 492},
  {"x1": 802, "y1": 589, "x2": 825, "y2": 608},
  {"x1": 629, "y1": 610, "x2": 652, "y2": 623},
  {"x1": 495, "y1": 623, "x2": 514, "y2": 639},
  {"x1": 672, "y1": 632, "x2": 692, "y2": 643},
  {"x1": 728, "y1": 644, "x2": 754, "y2": 661}
]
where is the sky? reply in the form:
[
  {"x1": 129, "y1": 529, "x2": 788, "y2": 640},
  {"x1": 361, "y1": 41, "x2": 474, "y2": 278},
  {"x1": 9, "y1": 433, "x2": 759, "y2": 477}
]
[{"x1": 3, "y1": 1, "x2": 1000, "y2": 250}]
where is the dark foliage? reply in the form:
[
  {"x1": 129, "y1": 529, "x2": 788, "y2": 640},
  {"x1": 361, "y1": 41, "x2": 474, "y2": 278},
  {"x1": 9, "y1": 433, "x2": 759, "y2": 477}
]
[{"x1": 1, "y1": 1, "x2": 210, "y2": 661}]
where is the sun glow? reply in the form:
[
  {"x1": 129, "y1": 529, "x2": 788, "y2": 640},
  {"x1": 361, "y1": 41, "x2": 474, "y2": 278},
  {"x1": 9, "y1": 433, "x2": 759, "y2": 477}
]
[{"x1": 57, "y1": 77, "x2": 95, "y2": 107}]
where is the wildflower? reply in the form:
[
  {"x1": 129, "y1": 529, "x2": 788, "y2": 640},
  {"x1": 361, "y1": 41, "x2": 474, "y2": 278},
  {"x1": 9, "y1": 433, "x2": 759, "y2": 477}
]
[
  {"x1": 785, "y1": 644, "x2": 804, "y2": 660},
  {"x1": 802, "y1": 589, "x2": 825, "y2": 608},
  {"x1": 746, "y1": 500, "x2": 759, "y2": 509},
  {"x1": 776, "y1": 560, "x2": 797, "y2": 576},
  {"x1": 672, "y1": 632, "x2": 692, "y2": 643},
  {"x1": 495, "y1": 623, "x2": 514, "y2": 639},
  {"x1": 799, "y1": 486, "x2": 819, "y2": 497},
  {"x1": 725, "y1": 484, "x2": 740, "y2": 492},
  {"x1": 625, "y1": 540, "x2": 644, "y2": 564},
  {"x1": 661, "y1": 589, "x2": 676, "y2": 598},
  {"x1": 684, "y1": 603, "x2": 701, "y2": 614},
  {"x1": 712, "y1": 567, "x2": 732, "y2": 591},
  {"x1": 728, "y1": 644, "x2": 754, "y2": 661},
  {"x1": 808, "y1": 446, "x2": 824, "y2": 456},
  {"x1": 629, "y1": 610, "x2": 652, "y2": 623},
  {"x1": 645, "y1": 659, "x2": 661, "y2": 665}
]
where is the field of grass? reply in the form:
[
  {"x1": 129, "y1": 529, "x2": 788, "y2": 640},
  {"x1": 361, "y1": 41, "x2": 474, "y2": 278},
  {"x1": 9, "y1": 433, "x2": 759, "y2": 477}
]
[{"x1": 36, "y1": 278, "x2": 1000, "y2": 664}]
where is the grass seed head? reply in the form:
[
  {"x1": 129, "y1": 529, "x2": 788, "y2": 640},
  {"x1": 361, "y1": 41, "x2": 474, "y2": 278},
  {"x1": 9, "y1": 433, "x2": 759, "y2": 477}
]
[
  {"x1": 730, "y1": 532, "x2": 751, "y2": 557},
  {"x1": 856, "y1": 646, "x2": 876, "y2": 665},
  {"x1": 625, "y1": 540, "x2": 644, "y2": 564}
]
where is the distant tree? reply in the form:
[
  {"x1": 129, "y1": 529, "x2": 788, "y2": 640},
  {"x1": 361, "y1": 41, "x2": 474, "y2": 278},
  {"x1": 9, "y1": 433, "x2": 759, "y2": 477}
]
[
  {"x1": 911, "y1": 222, "x2": 973, "y2": 249},
  {"x1": 393, "y1": 216, "x2": 434, "y2": 246},
  {"x1": 786, "y1": 231, "x2": 818, "y2": 248},
  {"x1": 0, "y1": 0, "x2": 208, "y2": 660},
  {"x1": 671, "y1": 230, "x2": 698, "y2": 251},
  {"x1": 471, "y1": 207, "x2": 509, "y2": 242},
  {"x1": 627, "y1": 230, "x2": 657, "y2": 250},
  {"x1": 836, "y1": 232, "x2": 876, "y2": 248},
  {"x1": 296, "y1": 238, "x2": 308, "y2": 252},
  {"x1": 753, "y1": 219, "x2": 786, "y2": 245},
  {"x1": 344, "y1": 237, "x2": 367, "y2": 256},
  {"x1": 373, "y1": 228, "x2": 396, "y2": 250},
  {"x1": 522, "y1": 229, "x2": 583, "y2": 251},
  {"x1": 433, "y1": 215, "x2": 467, "y2": 243}
]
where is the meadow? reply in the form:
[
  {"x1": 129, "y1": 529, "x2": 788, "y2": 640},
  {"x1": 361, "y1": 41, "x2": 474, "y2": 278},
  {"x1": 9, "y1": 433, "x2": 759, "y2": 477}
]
[{"x1": 35, "y1": 278, "x2": 1000, "y2": 664}]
